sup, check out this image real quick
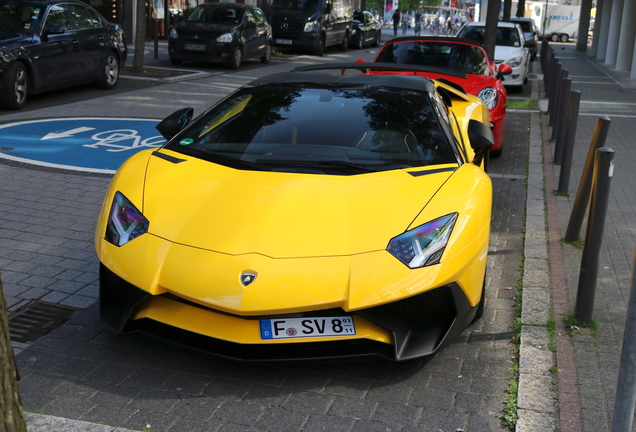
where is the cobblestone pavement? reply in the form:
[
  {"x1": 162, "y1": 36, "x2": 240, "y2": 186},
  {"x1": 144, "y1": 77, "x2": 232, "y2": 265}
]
[{"x1": 1, "y1": 43, "x2": 537, "y2": 431}]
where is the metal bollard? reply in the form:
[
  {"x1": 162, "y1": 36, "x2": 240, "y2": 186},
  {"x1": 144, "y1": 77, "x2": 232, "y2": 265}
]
[
  {"x1": 611, "y1": 245, "x2": 636, "y2": 432},
  {"x1": 548, "y1": 61, "x2": 562, "y2": 119},
  {"x1": 574, "y1": 147, "x2": 615, "y2": 323},
  {"x1": 553, "y1": 78, "x2": 573, "y2": 162},
  {"x1": 551, "y1": 70, "x2": 570, "y2": 140},
  {"x1": 565, "y1": 117, "x2": 612, "y2": 242},
  {"x1": 558, "y1": 90, "x2": 581, "y2": 191}
]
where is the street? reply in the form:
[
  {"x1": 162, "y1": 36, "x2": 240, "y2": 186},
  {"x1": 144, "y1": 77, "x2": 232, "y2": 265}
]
[{"x1": 0, "y1": 36, "x2": 535, "y2": 432}]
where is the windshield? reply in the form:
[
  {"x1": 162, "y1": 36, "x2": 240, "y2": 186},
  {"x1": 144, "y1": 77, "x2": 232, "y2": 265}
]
[
  {"x1": 0, "y1": 1, "x2": 41, "y2": 33},
  {"x1": 458, "y1": 26, "x2": 522, "y2": 47},
  {"x1": 165, "y1": 85, "x2": 457, "y2": 175},
  {"x1": 269, "y1": 0, "x2": 321, "y2": 11},
  {"x1": 187, "y1": 5, "x2": 244, "y2": 24},
  {"x1": 376, "y1": 41, "x2": 489, "y2": 75}
]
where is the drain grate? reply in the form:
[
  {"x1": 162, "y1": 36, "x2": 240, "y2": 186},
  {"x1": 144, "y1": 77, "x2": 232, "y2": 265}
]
[{"x1": 9, "y1": 301, "x2": 81, "y2": 344}]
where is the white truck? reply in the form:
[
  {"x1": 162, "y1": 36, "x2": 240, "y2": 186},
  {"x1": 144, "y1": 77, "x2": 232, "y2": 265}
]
[{"x1": 517, "y1": 1, "x2": 580, "y2": 42}]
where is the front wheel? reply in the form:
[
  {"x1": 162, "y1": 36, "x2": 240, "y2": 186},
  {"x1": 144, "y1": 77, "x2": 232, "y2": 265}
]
[
  {"x1": 550, "y1": 33, "x2": 559, "y2": 42},
  {"x1": 560, "y1": 34, "x2": 569, "y2": 42},
  {"x1": 96, "y1": 53, "x2": 120, "y2": 90},
  {"x1": 355, "y1": 32, "x2": 364, "y2": 49},
  {"x1": 314, "y1": 37, "x2": 326, "y2": 56},
  {"x1": 0, "y1": 61, "x2": 28, "y2": 110},
  {"x1": 371, "y1": 30, "x2": 381, "y2": 47},
  {"x1": 339, "y1": 32, "x2": 349, "y2": 51},
  {"x1": 228, "y1": 46, "x2": 242, "y2": 69},
  {"x1": 260, "y1": 43, "x2": 271, "y2": 64}
]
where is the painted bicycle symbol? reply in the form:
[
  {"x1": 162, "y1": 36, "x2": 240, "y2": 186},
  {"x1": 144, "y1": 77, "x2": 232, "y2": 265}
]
[{"x1": 83, "y1": 129, "x2": 166, "y2": 152}]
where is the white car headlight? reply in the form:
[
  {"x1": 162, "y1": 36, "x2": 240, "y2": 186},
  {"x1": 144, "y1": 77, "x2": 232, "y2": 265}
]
[
  {"x1": 477, "y1": 87, "x2": 498, "y2": 110},
  {"x1": 387, "y1": 213, "x2": 458, "y2": 269},
  {"x1": 304, "y1": 21, "x2": 320, "y2": 32},
  {"x1": 105, "y1": 192, "x2": 149, "y2": 247},
  {"x1": 505, "y1": 56, "x2": 524, "y2": 68},
  {"x1": 216, "y1": 33, "x2": 233, "y2": 43}
]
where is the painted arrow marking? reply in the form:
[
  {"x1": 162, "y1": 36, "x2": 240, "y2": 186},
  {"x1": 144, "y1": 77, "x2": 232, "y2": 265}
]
[{"x1": 42, "y1": 127, "x2": 96, "y2": 140}]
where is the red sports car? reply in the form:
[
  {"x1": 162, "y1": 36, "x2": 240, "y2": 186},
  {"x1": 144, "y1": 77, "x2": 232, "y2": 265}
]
[{"x1": 371, "y1": 37, "x2": 511, "y2": 157}]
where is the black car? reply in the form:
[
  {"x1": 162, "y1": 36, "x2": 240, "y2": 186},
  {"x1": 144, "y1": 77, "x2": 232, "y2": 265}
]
[
  {"x1": 168, "y1": 3, "x2": 272, "y2": 69},
  {"x1": 349, "y1": 10, "x2": 381, "y2": 49},
  {"x1": 0, "y1": 0, "x2": 127, "y2": 110}
]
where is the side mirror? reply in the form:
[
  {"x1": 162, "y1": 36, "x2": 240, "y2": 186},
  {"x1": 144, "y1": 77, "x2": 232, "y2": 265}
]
[
  {"x1": 468, "y1": 119, "x2": 494, "y2": 167},
  {"x1": 496, "y1": 63, "x2": 513, "y2": 80},
  {"x1": 156, "y1": 108, "x2": 194, "y2": 140},
  {"x1": 44, "y1": 24, "x2": 65, "y2": 35},
  {"x1": 523, "y1": 40, "x2": 534, "y2": 48}
]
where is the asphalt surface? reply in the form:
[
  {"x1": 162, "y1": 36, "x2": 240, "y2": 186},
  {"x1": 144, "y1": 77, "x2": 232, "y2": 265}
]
[{"x1": 9, "y1": 32, "x2": 635, "y2": 432}]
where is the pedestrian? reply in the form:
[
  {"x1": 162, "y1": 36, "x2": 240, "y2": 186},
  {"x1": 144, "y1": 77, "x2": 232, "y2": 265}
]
[
  {"x1": 445, "y1": 16, "x2": 452, "y2": 35},
  {"x1": 392, "y1": 9, "x2": 400, "y2": 36},
  {"x1": 414, "y1": 10, "x2": 422, "y2": 36},
  {"x1": 401, "y1": 11, "x2": 408, "y2": 36}
]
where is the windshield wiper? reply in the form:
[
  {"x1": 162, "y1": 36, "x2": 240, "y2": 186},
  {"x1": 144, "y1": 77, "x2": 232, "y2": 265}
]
[
  {"x1": 255, "y1": 158, "x2": 391, "y2": 172},
  {"x1": 198, "y1": 150, "x2": 265, "y2": 170}
]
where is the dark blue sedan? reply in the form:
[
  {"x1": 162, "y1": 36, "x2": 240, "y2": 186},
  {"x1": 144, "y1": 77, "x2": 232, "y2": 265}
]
[{"x1": 0, "y1": 0, "x2": 127, "y2": 110}]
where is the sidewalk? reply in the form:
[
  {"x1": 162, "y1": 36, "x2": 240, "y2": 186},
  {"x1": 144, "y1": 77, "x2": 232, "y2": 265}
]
[{"x1": 537, "y1": 44, "x2": 636, "y2": 432}]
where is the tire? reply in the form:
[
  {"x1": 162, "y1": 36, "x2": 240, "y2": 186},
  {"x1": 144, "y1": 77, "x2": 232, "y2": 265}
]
[
  {"x1": 314, "y1": 37, "x2": 326, "y2": 56},
  {"x1": 355, "y1": 32, "x2": 364, "y2": 49},
  {"x1": 560, "y1": 34, "x2": 569, "y2": 43},
  {"x1": 339, "y1": 31, "x2": 349, "y2": 51},
  {"x1": 371, "y1": 30, "x2": 381, "y2": 47},
  {"x1": 550, "y1": 33, "x2": 559, "y2": 42},
  {"x1": 96, "y1": 53, "x2": 120, "y2": 90},
  {"x1": 260, "y1": 43, "x2": 271, "y2": 64},
  {"x1": 170, "y1": 58, "x2": 183, "y2": 66},
  {"x1": 228, "y1": 46, "x2": 242, "y2": 69},
  {"x1": 490, "y1": 147, "x2": 502, "y2": 158},
  {"x1": 0, "y1": 61, "x2": 28, "y2": 110}
]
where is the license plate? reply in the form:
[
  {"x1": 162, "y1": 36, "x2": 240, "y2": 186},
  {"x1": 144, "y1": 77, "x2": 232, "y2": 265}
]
[
  {"x1": 275, "y1": 39, "x2": 293, "y2": 45},
  {"x1": 260, "y1": 316, "x2": 355, "y2": 340},
  {"x1": 184, "y1": 43, "x2": 206, "y2": 51}
]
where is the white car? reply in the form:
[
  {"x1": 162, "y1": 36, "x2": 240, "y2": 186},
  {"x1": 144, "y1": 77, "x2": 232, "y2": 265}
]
[{"x1": 457, "y1": 21, "x2": 531, "y2": 90}]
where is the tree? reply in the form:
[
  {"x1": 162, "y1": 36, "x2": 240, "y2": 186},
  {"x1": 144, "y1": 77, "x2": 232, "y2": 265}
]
[
  {"x1": 0, "y1": 275, "x2": 27, "y2": 432},
  {"x1": 132, "y1": 0, "x2": 148, "y2": 75},
  {"x1": 502, "y1": 0, "x2": 512, "y2": 21},
  {"x1": 515, "y1": 0, "x2": 526, "y2": 18},
  {"x1": 482, "y1": 0, "x2": 501, "y2": 61}
]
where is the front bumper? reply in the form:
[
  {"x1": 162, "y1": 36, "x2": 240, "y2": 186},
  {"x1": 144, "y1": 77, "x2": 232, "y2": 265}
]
[
  {"x1": 168, "y1": 39, "x2": 236, "y2": 63},
  {"x1": 99, "y1": 263, "x2": 479, "y2": 362}
]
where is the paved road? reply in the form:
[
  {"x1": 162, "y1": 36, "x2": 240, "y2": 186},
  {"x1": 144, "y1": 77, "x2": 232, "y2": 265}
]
[{"x1": 1, "y1": 37, "x2": 537, "y2": 431}]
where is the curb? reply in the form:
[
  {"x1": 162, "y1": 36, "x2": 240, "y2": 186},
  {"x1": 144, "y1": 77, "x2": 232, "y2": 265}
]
[{"x1": 24, "y1": 412, "x2": 141, "y2": 432}]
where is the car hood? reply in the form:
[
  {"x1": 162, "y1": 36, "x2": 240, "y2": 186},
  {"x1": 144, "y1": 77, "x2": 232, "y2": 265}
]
[
  {"x1": 413, "y1": 72, "x2": 493, "y2": 97},
  {"x1": 176, "y1": 21, "x2": 239, "y2": 36},
  {"x1": 494, "y1": 45, "x2": 526, "y2": 62},
  {"x1": 142, "y1": 152, "x2": 456, "y2": 258}
]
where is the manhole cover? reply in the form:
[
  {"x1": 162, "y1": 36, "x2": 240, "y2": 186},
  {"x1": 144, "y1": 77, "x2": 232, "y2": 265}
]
[{"x1": 9, "y1": 301, "x2": 81, "y2": 344}]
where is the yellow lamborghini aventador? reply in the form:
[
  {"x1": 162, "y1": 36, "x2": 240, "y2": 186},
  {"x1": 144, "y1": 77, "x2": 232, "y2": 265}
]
[{"x1": 95, "y1": 63, "x2": 494, "y2": 361}]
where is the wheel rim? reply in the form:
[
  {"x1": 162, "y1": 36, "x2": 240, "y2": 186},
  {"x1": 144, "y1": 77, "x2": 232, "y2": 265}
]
[
  {"x1": 265, "y1": 45, "x2": 271, "y2": 61},
  {"x1": 14, "y1": 68, "x2": 26, "y2": 105},
  {"x1": 358, "y1": 34, "x2": 363, "y2": 49},
  {"x1": 233, "y1": 48, "x2": 242, "y2": 67},
  {"x1": 105, "y1": 56, "x2": 118, "y2": 85}
]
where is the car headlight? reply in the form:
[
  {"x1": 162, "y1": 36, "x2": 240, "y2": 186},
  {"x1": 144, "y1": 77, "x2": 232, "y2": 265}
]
[
  {"x1": 105, "y1": 192, "x2": 149, "y2": 247},
  {"x1": 505, "y1": 56, "x2": 524, "y2": 68},
  {"x1": 304, "y1": 21, "x2": 320, "y2": 32},
  {"x1": 477, "y1": 87, "x2": 498, "y2": 110},
  {"x1": 169, "y1": 28, "x2": 178, "y2": 39},
  {"x1": 387, "y1": 213, "x2": 458, "y2": 269},
  {"x1": 216, "y1": 33, "x2": 233, "y2": 43}
]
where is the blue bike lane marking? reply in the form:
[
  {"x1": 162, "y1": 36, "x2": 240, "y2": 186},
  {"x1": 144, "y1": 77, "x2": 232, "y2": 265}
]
[{"x1": 0, "y1": 118, "x2": 166, "y2": 174}]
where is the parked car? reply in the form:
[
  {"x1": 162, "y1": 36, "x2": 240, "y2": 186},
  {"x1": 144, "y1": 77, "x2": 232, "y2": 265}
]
[
  {"x1": 349, "y1": 10, "x2": 381, "y2": 49},
  {"x1": 457, "y1": 21, "x2": 531, "y2": 90},
  {"x1": 96, "y1": 64, "x2": 494, "y2": 362},
  {"x1": 0, "y1": 0, "x2": 127, "y2": 110},
  {"x1": 372, "y1": 36, "x2": 511, "y2": 157},
  {"x1": 168, "y1": 3, "x2": 272, "y2": 69},
  {"x1": 510, "y1": 17, "x2": 538, "y2": 60}
]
